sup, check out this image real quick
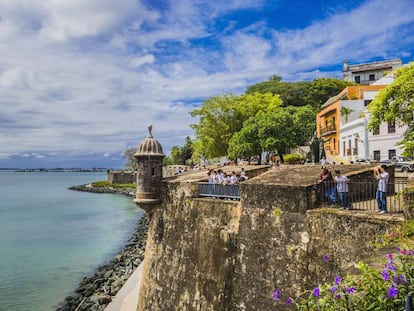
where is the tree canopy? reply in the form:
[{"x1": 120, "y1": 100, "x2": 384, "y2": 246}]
[
  {"x1": 190, "y1": 92, "x2": 282, "y2": 159},
  {"x1": 188, "y1": 75, "x2": 354, "y2": 163},
  {"x1": 246, "y1": 76, "x2": 353, "y2": 109},
  {"x1": 124, "y1": 147, "x2": 138, "y2": 169},
  {"x1": 367, "y1": 63, "x2": 414, "y2": 156}
]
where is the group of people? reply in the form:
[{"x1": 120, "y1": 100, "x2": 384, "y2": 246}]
[
  {"x1": 317, "y1": 164, "x2": 389, "y2": 213},
  {"x1": 207, "y1": 168, "x2": 248, "y2": 185}
]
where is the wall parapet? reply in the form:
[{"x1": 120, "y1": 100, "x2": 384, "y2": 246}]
[{"x1": 137, "y1": 164, "x2": 406, "y2": 311}]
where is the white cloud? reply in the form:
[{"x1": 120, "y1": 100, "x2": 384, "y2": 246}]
[
  {"x1": 0, "y1": 0, "x2": 413, "y2": 167},
  {"x1": 128, "y1": 54, "x2": 155, "y2": 68}
]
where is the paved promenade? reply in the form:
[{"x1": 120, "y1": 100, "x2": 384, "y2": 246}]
[{"x1": 104, "y1": 263, "x2": 143, "y2": 311}]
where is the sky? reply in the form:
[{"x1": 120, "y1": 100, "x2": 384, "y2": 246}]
[{"x1": 0, "y1": 0, "x2": 414, "y2": 169}]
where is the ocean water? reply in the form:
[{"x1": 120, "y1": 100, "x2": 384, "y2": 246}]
[{"x1": 0, "y1": 171, "x2": 143, "y2": 311}]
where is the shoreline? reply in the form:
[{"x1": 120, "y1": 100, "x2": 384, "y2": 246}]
[
  {"x1": 56, "y1": 185, "x2": 147, "y2": 311},
  {"x1": 68, "y1": 184, "x2": 136, "y2": 197}
]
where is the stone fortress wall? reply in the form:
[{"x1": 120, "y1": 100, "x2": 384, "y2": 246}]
[{"x1": 136, "y1": 164, "x2": 405, "y2": 311}]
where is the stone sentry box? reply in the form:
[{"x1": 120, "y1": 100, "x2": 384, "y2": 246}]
[{"x1": 133, "y1": 125, "x2": 165, "y2": 212}]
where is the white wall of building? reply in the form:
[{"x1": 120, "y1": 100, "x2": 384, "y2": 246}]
[
  {"x1": 367, "y1": 120, "x2": 407, "y2": 161},
  {"x1": 339, "y1": 117, "x2": 368, "y2": 162}
]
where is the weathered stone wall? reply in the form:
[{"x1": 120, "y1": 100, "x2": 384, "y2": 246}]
[
  {"x1": 108, "y1": 171, "x2": 136, "y2": 185},
  {"x1": 306, "y1": 210, "x2": 402, "y2": 276},
  {"x1": 136, "y1": 165, "x2": 405, "y2": 311},
  {"x1": 137, "y1": 180, "x2": 241, "y2": 311},
  {"x1": 230, "y1": 182, "x2": 312, "y2": 310}
]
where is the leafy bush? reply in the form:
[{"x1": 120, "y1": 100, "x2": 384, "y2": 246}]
[
  {"x1": 90, "y1": 181, "x2": 135, "y2": 188},
  {"x1": 273, "y1": 249, "x2": 414, "y2": 310},
  {"x1": 284, "y1": 154, "x2": 305, "y2": 164},
  {"x1": 91, "y1": 180, "x2": 110, "y2": 187}
]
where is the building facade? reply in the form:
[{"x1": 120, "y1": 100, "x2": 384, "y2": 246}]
[
  {"x1": 316, "y1": 85, "x2": 386, "y2": 162},
  {"x1": 343, "y1": 59, "x2": 402, "y2": 84},
  {"x1": 317, "y1": 68, "x2": 408, "y2": 163}
]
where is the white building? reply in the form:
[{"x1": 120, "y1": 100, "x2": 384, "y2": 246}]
[
  {"x1": 338, "y1": 73, "x2": 407, "y2": 162},
  {"x1": 339, "y1": 103, "x2": 368, "y2": 162},
  {"x1": 343, "y1": 59, "x2": 402, "y2": 85}
]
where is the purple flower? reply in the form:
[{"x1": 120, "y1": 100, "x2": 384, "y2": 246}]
[
  {"x1": 388, "y1": 286, "x2": 398, "y2": 298},
  {"x1": 399, "y1": 249, "x2": 408, "y2": 255},
  {"x1": 335, "y1": 294, "x2": 342, "y2": 299},
  {"x1": 334, "y1": 275, "x2": 342, "y2": 285},
  {"x1": 286, "y1": 297, "x2": 293, "y2": 306},
  {"x1": 330, "y1": 286, "x2": 338, "y2": 293},
  {"x1": 273, "y1": 289, "x2": 281, "y2": 301},
  {"x1": 323, "y1": 254, "x2": 329, "y2": 263},
  {"x1": 345, "y1": 287, "x2": 356, "y2": 294},
  {"x1": 386, "y1": 260, "x2": 397, "y2": 271},
  {"x1": 409, "y1": 249, "x2": 414, "y2": 256},
  {"x1": 313, "y1": 287, "x2": 320, "y2": 297},
  {"x1": 387, "y1": 253, "x2": 393, "y2": 260},
  {"x1": 392, "y1": 274, "x2": 406, "y2": 285},
  {"x1": 382, "y1": 270, "x2": 390, "y2": 281}
]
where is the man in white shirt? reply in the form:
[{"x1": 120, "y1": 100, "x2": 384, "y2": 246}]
[
  {"x1": 375, "y1": 165, "x2": 389, "y2": 214},
  {"x1": 334, "y1": 170, "x2": 350, "y2": 209}
]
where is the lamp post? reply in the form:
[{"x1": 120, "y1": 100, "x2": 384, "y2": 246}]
[{"x1": 355, "y1": 133, "x2": 368, "y2": 159}]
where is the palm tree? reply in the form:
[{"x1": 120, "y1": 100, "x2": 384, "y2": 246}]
[{"x1": 340, "y1": 106, "x2": 354, "y2": 123}]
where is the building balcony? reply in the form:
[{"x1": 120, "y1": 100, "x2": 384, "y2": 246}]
[{"x1": 320, "y1": 125, "x2": 337, "y2": 136}]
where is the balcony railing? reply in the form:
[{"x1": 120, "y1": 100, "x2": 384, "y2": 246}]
[
  {"x1": 198, "y1": 183, "x2": 240, "y2": 200},
  {"x1": 320, "y1": 125, "x2": 336, "y2": 136},
  {"x1": 315, "y1": 181, "x2": 408, "y2": 212}
]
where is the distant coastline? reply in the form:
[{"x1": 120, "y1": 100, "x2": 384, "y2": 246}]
[{"x1": 10, "y1": 168, "x2": 111, "y2": 172}]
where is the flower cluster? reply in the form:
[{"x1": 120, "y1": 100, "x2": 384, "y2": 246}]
[{"x1": 272, "y1": 248, "x2": 414, "y2": 310}]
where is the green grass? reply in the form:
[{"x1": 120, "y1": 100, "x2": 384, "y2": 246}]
[{"x1": 90, "y1": 181, "x2": 136, "y2": 188}]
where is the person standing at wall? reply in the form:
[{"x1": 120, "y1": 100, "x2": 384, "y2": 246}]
[
  {"x1": 375, "y1": 165, "x2": 389, "y2": 214},
  {"x1": 334, "y1": 170, "x2": 350, "y2": 209},
  {"x1": 318, "y1": 167, "x2": 336, "y2": 206}
]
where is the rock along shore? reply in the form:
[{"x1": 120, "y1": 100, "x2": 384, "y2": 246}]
[{"x1": 56, "y1": 185, "x2": 148, "y2": 311}]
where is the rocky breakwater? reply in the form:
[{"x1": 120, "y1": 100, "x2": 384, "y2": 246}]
[{"x1": 69, "y1": 184, "x2": 136, "y2": 197}]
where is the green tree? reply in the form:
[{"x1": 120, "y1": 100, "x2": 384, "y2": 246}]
[
  {"x1": 190, "y1": 94, "x2": 241, "y2": 158},
  {"x1": 163, "y1": 156, "x2": 175, "y2": 166},
  {"x1": 190, "y1": 92, "x2": 282, "y2": 159},
  {"x1": 228, "y1": 117, "x2": 262, "y2": 163},
  {"x1": 180, "y1": 136, "x2": 194, "y2": 164},
  {"x1": 340, "y1": 106, "x2": 354, "y2": 123},
  {"x1": 170, "y1": 146, "x2": 182, "y2": 164},
  {"x1": 247, "y1": 78, "x2": 310, "y2": 107},
  {"x1": 191, "y1": 140, "x2": 208, "y2": 165},
  {"x1": 293, "y1": 105, "x2": 317, "y2": 145},
  {"x1": 367, "y1": 63, "x2": 414, "y2": 156},
  {"x1": 246, "y1": 76, "x2": 353, "y2": 109},
  {"x1": 257, "y1": 109, "x2": 296, "y2": 162},
  {"x1": 305, "y1": 78, "x2": 355, "y2": 109},
  {"x1": 123, "y1": 147, "x2": 138, "y2": 169}
]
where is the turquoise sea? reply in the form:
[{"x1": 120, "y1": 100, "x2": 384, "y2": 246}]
[{"x1": 0, "y1": 171, "x2": 143, "y2": 311}]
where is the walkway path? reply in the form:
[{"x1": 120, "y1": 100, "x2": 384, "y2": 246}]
[{"x1": 104, "y1": 263, "x2": 143, "y2": 311}]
